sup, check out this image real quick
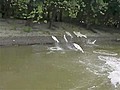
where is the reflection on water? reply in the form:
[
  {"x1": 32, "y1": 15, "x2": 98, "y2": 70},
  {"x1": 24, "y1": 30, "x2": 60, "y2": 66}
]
[{"x1": 0, "y1": 42, "x2": 120, "y2": 90}]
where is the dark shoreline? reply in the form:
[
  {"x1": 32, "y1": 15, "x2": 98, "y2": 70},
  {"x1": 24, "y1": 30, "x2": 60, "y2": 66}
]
[
  {"x1": 0, "y1": 35, "x2": 120, "y2": 47},
  {"x1": 0, "y1": 36, "x2": 76, "y2": 46},
  {"x1": 0, "y1": 36, "x2": 54, "y2": 46}
]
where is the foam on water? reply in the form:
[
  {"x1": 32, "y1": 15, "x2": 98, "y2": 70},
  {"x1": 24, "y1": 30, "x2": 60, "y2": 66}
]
[
  {"x1": 78, "y1": 59, "x2": 107, "y2": 76},
  {"x1": 108, "y1": 71, "x2": 120, "y2": 88},
  {"x1": 93, "y1": 50, "x2": 118, "y2": 56},
  {"x1": 48, "y1": 46, "x2": 63, "y2": 51},
  {"x1": 78, "y1": 50, "x2": 120, "y2": 88},
  {"x1": 98, "y1": 55, "x2": 120, "y2": 87}
]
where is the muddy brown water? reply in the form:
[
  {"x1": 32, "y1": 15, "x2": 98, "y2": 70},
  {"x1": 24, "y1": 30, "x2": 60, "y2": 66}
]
[{"x1": 0, "y1": 40, "x2": 120, "y2": 90}]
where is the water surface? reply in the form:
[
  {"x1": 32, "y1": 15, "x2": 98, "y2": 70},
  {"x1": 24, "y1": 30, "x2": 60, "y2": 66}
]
[{"x1": 0, "y1": 42, "x2": 120, "y2": 90}]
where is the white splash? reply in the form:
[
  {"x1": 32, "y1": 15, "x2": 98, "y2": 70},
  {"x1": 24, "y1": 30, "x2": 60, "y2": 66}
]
[
  {"x1": 93, "y1": 50, "x2": 118, "y2": 56},
  {"x1": 13, "y1": 40, "x2": 15, "y2": 42},
  {"x1": 87, "y1": 39, "x2": 96, "y2": 45},
  {"x1": 46, "y1": 51, "x2": 54, "y2": 54},
  {"x1": 73, "y1": 43, "x2": 84, "y2": 53},
  {"x1": 50, "y1": 36, "x2": 63, "y2": 51},
  {"x1": 98, "y1": 55, "x2": 120, "y2": 87},
  {"x1": 108, "y1": 71, "x2": 120, "y2": 88},
  {"x1": 73, "y1": 31, "x2": 87, "y2": 38},
  {"x1": 51, "y1": 36, "x2": 59, "y2": 43},
  {"x1": 88, "y1": 85, "x2": 96, "y2": 90},
  {"x1": 49, "y1": 47, "x2": 63, "y2": 51}
]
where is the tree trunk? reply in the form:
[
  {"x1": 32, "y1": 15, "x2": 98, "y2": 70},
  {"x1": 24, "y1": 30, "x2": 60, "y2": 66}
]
[
  {"x1": 59, "y1": 9, "x2": 63, "y2": 22},
  {"x1": 1, "y1": 0, "x2": 11, "y2": 18},
  {"x1": 47, "y1": 10, "x2": 50, "y2": 21},
  {"x1": 25, "y1": 0, "x2": 33, "y2": 26},
  {"x1": 55, "y1": 12, "x2": 58, "y2": 22},
  {"x1": 49, "y1": 11, "x2": 55, "y2": 28},
  {"x1": 49, "y1": 12, "x2": 53, "y2": 28}
]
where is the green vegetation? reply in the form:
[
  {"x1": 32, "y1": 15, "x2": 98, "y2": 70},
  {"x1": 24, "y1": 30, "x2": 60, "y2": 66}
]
[
  {"x1": 23, "y1": 26, "x2": 32, "y2": 32},
  {"x1": 0, "y1": 0, "x2": 120, "y2": 29}
]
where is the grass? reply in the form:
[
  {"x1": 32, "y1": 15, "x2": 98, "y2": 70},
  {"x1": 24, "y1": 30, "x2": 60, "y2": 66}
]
[{"x1": 23, "y1": 26, "x2": 32, "y2": 33}]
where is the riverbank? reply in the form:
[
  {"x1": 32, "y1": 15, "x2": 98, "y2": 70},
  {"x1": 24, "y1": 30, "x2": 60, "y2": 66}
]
[{"x1": 0, "y1": 19, "x2": 120, "y2": 46}]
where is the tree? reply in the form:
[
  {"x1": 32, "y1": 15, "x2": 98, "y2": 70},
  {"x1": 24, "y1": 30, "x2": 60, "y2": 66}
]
[
  {"x1": 0, "y1": 0, "x2": 120, "y2": 29},
  {"x1": 1, "y1": 0, "x2": 12, "y2": 18}
]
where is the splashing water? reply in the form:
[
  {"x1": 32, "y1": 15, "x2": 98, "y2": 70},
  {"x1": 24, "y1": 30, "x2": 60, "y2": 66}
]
[
  {"x1": 47, "y1": 36, "x2": 63, "y2": 51},
  {"x1": 63, "y1": 34, "x2": 75, "y2": 50},
  {"x1": 98, "y1": 55, "x2": 120, "y2": 87},
  {"x1": 93, "y1": 50, "x2": 118, "y2": 56},
  {"x1": 87, "y1": 39, "x2": 96, "y2": 45},
  {"x1": 48, "y1": 42, "x2": 63, "y2": 51},
  {"x1": 48, "y1": 46, "x2": 63, "y2": 51},
  {"x1": 73, "y1": 31, "x2": 87, "y2": 38}
]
